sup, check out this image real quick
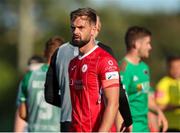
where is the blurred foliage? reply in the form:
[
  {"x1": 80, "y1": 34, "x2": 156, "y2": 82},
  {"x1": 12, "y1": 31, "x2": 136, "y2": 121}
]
[{"x1": 0, "y1": 0, "x2": 180, "y2": 131}]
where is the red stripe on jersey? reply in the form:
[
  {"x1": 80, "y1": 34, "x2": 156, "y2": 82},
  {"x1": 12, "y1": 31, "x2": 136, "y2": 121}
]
[{"x1": 102, "y1": 79, "x2": 119, "y2": 89}]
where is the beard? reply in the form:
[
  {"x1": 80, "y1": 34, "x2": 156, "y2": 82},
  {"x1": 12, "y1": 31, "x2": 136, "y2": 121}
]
[{"x1": 71, "y1": 36, "x2": 90, "y2": 48}]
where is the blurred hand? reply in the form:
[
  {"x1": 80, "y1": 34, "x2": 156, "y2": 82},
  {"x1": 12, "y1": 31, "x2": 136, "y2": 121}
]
[{"x1": 157, "y1": 110, "x2": 168, "y2": 132}]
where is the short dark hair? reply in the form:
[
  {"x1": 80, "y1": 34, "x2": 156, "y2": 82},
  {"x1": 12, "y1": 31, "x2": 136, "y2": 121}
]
[
  {"x1": 166, "y1": 55, "x2": 180, "y2": 66},
  {"x1": 70, "y1": 7, "x2": 97, "y2": 25},
  {"x1": 28, "y1": 55, "x2": 44, "y2": 66},
  {"x1": 125, "y1": 26, "x2": 152, "y2": 50},
  {"x1": 44, "y1": 36, "x2": 64, "y2": 60}
]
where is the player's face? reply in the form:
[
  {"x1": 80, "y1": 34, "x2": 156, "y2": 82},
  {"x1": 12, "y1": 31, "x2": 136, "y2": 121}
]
[
  {"x1": 71, "y1": 16, "x2": 95, "y2": 48},
  {"x1": 169, "y1": 60, "x2": 180, "y2": 79},
  {"x1": 137, "y1": 36, "x2": 152, "y2": 58}
]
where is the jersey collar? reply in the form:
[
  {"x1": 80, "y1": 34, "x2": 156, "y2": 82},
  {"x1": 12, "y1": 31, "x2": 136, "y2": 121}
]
[{"x1": 78, "y1": 45, "x2": 98, "y2": 60}]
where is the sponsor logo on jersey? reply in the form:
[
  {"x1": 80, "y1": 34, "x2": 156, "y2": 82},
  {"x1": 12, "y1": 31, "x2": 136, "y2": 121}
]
[
  {"x1": 105, "y1": 71, "x2": 119, "y2": 80},
  {"x1": 75, "y1": 80, "x2": 83, "y2": 90},
  {"x1": 82, "y1": 64, "x2": 88, "y2": 72},
  {"x1": 105, "y1": 66, "x2": 118, "y2": 71},
  {"x1": 108, "y1": 60, "x2": 114, "y2": 65},
  {"x1": 71, "y1": 65, "x2": 76, "y2": 71},
  {"x1": 137, "y1": 81, "x2": 150, "y2": 93},
  {"x1": 137, "y1": 84, "x2": 143, "y2": 91},
  {"x1": 32, "y1": 81, "x2": 45, "y2": 89}
]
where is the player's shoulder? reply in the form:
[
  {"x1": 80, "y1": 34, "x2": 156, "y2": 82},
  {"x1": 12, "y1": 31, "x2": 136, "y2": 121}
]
[
  {"x1": 158, "y1": 76, "x2": 173, "y2": 84},
  {"x1": 22, "y1": 70, "x2": 33, "y2": 85},
  {"x1": 156, "y1": 76, "x2": 172, "y2": 89},
  {"x1": 58, "y1": 42, "x2": 78, "y2": 56},
  {"x1": 69, "y1": 56, "x2": 78, "y2": 65},
  {"x1": 41, "y1": 64, "x2": 49, "y2": 72},
  {"x1": 58, "y1": 42, "x2": 70, "y2": 51},
  {"x1": 97, "y1": 49, "x2": 118, "y2": 68},
  {"x1": 97, "y1": 46, "x2": 115, "y2": 60}
]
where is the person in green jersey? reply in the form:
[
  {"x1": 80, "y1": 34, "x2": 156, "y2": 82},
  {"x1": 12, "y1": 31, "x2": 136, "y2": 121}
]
[
  {"x1": 14, "y1": 55, "x2": 44, "y2": 132},
  {"x1": 156, "y1": 55, "x2": 180, "y2": 131},
  {"x1": 17, "y1": 36, "x2": 64, "y2": 132},
  {"x1": 117, "y1": 26, "x2": 168, "y2": 132}
]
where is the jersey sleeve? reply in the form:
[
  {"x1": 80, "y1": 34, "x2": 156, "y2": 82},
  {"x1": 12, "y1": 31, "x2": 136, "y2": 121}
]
[
  {"x1": 18, "y1": 71, "x2": 32, "y2": 103},
  {"x1": 155, "y1": 78, "x2": 169, "y2": 105},
  {"x1": 16, "y1": 81, "x2": 23, "y2": 106},
  {"x1": 98, "y1": 56, "x2": 119, "y2": 89}
]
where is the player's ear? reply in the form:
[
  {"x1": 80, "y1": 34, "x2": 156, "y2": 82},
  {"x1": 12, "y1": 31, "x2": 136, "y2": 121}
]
[
  {"x1": 91, "y1": 25, "x2": 97, "y2": 36},
  {"x1": 133, "y1": 40, "x2": 141, "y2": 49},
  {"x1": 132, "y1": 40, "x2": 136, "y2": 49}
]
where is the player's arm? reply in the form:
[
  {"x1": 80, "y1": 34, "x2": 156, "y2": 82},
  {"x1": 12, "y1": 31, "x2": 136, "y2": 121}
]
[
  {"x1": 156, "y1": 82, "x2": 180, "y2": 111},
  {"x1": 98, "y1": 80, "x2": 119, "y2": 132},
  {"x1": 98, "y1": 42, "x2": 132, "y2": 127},
  {"x1": 115, "y1": 110, "x2": 123, "y2": 131},
  {"x1": 14, "y1": 82, "x2": 27, "y2": 131},
  {"x1": 148, "y1": 93, "x2": 168, "y2": 132},
  {"x1": 14, "y1": 109, "x2": 27, "y2": 132},
  {"x1": 19, "y1": 102, "x2": 27, "y2": 121},
  {"x1": 156, "y1": 88, "x2": 180, "y2": 111},
  {"x1": 18, "y1": 72, "x2": 32, "y2": 121},
  {"x1": 98, "y1": 43, "x2": 133, "y2": 129},
  {"x1": 98, "y1": 57, "x2": 120, "y2": 132}
]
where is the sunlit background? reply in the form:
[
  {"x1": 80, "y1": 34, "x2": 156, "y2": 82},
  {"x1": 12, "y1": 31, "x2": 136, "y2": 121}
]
[{"x1": 0, "y1": 0, "x2": 180, "y2": 131}]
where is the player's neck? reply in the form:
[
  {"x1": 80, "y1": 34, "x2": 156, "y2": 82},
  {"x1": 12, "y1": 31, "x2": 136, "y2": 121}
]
[
  {"x1": 79, "y1": 39, "x2": 96, "y2": 56},
  {"x1": 125, "y1": 52, "x2": 141, "y2": 64}
]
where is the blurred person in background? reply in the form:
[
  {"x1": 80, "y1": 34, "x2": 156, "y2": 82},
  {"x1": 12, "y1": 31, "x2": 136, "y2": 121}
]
[
  {"x1": 45, "y1": 8, "x2": 132, "y2": 132},
  {"x1": 155, "y1": 55, "x2": 180, "y2": 132},
  {"x1": 14, "y1": 55, "x2": 44, "y2": 132},
  {"x1": 118, "y1": 26, "x2": 168, "y2": 132},
  {"x1": 17, "y1": 36, "x2": 64, "y2": 132}
]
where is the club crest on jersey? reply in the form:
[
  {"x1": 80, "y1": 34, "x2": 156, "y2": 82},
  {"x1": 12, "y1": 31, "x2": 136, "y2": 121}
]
[
  {"x1": 108, "y1": 60, "x2": 114, "y2": 65},
  {"x1": 82, "y1": 64, "x2": 88, "y2": 72},
  {"x1": 105, "y1": 71, "x2": 119, "y2": 80}
]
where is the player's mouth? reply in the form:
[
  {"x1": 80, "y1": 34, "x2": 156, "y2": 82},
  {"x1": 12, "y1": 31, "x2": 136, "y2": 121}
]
[{"x1": 73, "y1": 35, "x2": 80, "y2": 40}]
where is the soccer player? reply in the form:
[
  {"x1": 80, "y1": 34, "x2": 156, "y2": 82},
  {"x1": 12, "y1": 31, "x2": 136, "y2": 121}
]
[
  {"x1": 156, "y1": 55, "x2": 180, "y2": 131},
  {"x1": 68, "y1": 8, "x2": 119, "y2": 132},
  {"x1": 17, "y1": 36, "x2": 64, "y2": 132},
  {"x1": 45, "y1": 10, "x2": 132, "y2": 132},
  {"x1": 118, "y1": 26, "x2": 168, "y2": 132},
  {"x1": 14, "y1": 55, "x2": 44, "y2": 132}
]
